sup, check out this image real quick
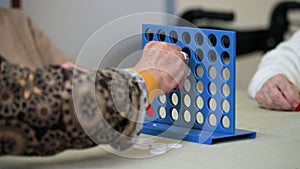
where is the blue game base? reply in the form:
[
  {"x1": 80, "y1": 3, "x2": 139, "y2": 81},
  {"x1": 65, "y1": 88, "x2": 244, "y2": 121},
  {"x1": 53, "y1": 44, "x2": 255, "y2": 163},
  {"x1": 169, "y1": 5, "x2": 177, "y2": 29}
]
[{"x1": 142, "y1": 122, "x2": 256, "y2": 145}]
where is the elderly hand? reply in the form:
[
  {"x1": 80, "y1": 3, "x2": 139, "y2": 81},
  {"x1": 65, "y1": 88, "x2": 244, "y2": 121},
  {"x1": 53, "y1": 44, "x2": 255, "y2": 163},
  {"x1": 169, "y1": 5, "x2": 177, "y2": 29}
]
[
  {"x1": 255, "y1": 74, "x2": 300, "y2": 110},
  {"x1": 134, "y1": 41, "x2": 189, "y2": 95}
]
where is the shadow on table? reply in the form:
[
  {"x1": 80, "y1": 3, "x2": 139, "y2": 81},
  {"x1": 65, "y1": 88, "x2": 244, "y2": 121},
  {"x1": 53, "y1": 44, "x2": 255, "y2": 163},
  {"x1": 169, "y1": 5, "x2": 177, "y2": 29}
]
[{"x1": 0, "y1": 146, "x2": 133, "y2": 169}]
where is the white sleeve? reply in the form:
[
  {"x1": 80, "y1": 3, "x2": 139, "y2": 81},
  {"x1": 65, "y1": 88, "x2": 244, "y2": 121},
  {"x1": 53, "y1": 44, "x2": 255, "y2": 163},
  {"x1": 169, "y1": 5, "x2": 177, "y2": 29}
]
[{"x1": 248, "y1": 30, "x2": 300, "y2": 98}]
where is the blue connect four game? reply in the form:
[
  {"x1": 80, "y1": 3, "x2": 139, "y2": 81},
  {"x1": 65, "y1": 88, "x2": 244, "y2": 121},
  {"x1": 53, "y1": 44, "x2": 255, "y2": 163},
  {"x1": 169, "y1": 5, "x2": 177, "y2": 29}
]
[{"x1": 141, "y1": 24, "x2": 256, "y2": 144}]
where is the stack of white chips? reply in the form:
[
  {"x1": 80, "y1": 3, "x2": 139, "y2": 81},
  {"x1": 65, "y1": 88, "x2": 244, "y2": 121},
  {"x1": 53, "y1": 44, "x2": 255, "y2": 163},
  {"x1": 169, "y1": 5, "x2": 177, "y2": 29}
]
[{"x1": 133, "y1": 138, "x2": 183, "y2": 155}]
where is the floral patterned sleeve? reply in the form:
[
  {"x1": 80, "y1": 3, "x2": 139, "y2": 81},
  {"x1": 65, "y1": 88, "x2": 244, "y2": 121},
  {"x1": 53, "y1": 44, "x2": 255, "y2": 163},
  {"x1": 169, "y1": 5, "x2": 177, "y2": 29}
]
[{"x1": 0, "y1": 55, "x2": 148, "y2": 156}]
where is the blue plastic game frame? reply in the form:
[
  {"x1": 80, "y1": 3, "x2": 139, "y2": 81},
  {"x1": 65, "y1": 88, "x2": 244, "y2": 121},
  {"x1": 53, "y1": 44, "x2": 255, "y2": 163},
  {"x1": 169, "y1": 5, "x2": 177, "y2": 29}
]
[{"x1": 141, "y1": 24, "x2": 256, "y2": 144}]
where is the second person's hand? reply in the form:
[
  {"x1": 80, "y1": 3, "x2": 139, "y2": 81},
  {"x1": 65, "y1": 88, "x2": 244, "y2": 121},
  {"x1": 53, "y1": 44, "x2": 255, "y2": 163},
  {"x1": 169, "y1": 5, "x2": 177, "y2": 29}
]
[{"x1": 255, "y1": 74, "x2": 300, "y2": 110}]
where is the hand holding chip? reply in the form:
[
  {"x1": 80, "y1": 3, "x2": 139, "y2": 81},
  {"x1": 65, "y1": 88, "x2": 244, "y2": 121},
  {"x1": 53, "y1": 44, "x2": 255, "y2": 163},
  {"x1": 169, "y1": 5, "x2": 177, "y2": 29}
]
[{"x1": 134, "y1": 41, "x2": 189, "y2": 95}]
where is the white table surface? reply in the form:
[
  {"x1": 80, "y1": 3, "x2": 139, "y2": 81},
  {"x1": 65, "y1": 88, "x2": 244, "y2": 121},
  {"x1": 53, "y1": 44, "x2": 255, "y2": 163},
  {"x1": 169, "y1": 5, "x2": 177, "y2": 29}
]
[{"x1": 1, "y1": 90, "x2": 300, "y2": 169}]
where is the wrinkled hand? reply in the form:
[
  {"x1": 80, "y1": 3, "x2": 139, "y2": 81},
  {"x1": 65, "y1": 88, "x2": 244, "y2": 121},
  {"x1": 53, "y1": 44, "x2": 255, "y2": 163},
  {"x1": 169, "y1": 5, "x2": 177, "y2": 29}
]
[
  {"x1": 134, "y1": 41, "x2": 189, "y2": 95},
  {"x1": 255, "y1": 74, "x2": 300, "y2": 110}
]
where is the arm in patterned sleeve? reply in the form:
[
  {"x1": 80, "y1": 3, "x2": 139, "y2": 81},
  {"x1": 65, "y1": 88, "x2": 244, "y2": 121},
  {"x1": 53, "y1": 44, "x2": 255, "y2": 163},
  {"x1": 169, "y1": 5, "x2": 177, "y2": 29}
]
[{"x1": 0, "y1": 55, "x2": 148, "y2": 156}]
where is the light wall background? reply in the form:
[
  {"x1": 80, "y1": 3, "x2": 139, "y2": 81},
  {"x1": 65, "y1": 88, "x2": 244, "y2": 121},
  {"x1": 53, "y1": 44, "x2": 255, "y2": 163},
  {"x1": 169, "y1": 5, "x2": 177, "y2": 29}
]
[
  {"x1": 0, "y1": 0, "x2": 10, "y2": 8},
  {"x1": 21, "y1": 0, "x2": 297, "y2": 89},
  {"x1": 22, "y1": 0, "x2": 172, "y2": 65}
]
